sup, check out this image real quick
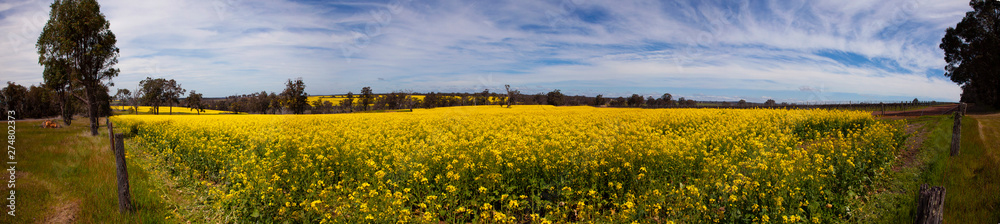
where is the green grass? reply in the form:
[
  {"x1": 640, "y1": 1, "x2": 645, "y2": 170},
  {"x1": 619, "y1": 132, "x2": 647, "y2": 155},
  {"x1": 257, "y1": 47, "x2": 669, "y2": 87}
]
[
  {"x1": 862, "y1": 114, "x2": 999, "y2": 223},
  {"x1": 943, "y1": 114, "x2": 1000, "y2": 222},
  {"x1": 0, "y1": 118, "x2": 173, "y2": 223}
]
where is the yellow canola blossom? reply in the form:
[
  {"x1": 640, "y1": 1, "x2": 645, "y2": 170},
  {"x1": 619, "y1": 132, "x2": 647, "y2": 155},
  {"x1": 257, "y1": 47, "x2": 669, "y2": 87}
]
[{"x1": 113, "y1": 105, "x2": 905, "y2": 223}]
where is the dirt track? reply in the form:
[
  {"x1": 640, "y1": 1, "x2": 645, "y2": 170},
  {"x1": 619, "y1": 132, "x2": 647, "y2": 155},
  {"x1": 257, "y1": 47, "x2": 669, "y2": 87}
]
[{"x1": 874, "y1": 104, "x2": 960, "y2": 117}]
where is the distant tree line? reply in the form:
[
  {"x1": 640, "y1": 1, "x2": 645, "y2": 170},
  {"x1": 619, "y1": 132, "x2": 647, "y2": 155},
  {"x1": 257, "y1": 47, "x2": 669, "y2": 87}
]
[
  {"x1": 187, "y1": 80, "x2": 722, "y2": 114},
  {"x1": 0, "y1": 74, "x2": 786, "y2": 119},
  {"x1": 1, "y1": 81, "x2": 114, "y2": 122},
  {"x1": 208, "y1": 91, "x2": 280, "y2": 114},
  {"x1": 176, "y1": 78, "x2": 309, "y2": 114},
  {"x1": 5, "y1": 75, "x2": 949, "y2": 120},
  {"x1": 2, "y1": 82, "x2": 81, "y2": 121}
]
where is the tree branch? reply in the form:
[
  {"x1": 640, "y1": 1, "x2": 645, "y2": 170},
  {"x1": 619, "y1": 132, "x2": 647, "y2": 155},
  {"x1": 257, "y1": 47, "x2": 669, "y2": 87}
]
[{"x1": 72, "y1": 92, "x2": 90, "y2": 105}]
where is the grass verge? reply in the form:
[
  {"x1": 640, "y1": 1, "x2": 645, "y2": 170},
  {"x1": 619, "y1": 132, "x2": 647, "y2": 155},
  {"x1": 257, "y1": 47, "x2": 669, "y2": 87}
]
[
  {"x1": 945, "y1": 114, "x2": 1000, "y2": 222},
  {"x1": 0, "y1": 118, "x2": 172, "y2": 223},
  {"x1": 863, "y1": 114, "x2": 999, "y2": 223}
]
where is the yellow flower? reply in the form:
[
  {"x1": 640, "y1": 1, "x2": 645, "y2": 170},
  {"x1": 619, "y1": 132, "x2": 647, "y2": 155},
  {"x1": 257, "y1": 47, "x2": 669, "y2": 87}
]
[
  {"x1": 115, "y1": 106, "x2": 903, "y2": 223},
  {"x1": 310, "y1": 200, "x2": 322, "y2": 210}
]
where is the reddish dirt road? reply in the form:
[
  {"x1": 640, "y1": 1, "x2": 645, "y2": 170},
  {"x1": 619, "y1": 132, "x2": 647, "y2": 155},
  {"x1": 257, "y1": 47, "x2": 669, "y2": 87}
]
[{"x1": 874, "y1": 104, "x2": 960, "y2": 117}]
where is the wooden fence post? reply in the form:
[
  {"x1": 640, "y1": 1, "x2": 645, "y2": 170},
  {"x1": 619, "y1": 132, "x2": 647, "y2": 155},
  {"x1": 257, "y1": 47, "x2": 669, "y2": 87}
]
[
  {"x1": 107, "y1": 117, "x2": 115, "y2": 152},
  {"x1": 951, "y1": 112, "x2": 962, "y2": 156},
  {"x1": 113, "y1": 133, "x2": 134, "y2": 213},
  {"x1": 915, "y1": 184, "x2": 945, "y2": 224},
  {"x1": 960, "y1": 102, "x2": 967, "y2": 115}
]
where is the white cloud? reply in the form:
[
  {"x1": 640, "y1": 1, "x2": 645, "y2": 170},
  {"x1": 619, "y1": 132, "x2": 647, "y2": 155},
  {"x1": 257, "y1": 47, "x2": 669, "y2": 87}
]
[{"x1": 0, "y1": 0, "x2": 969, "y2": 102}]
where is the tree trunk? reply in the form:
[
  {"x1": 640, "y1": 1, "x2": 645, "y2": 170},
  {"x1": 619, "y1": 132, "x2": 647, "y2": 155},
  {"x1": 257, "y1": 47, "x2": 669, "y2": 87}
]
[
  {"x1": 60, "y1": 90, "x2": 72, "y2": 125},
  {"x1": 87, "y1": 86, "x2": 99, "y2": 136},
  {"x1": 72, "y1": 92, "x2": 90, "y2": 105}
]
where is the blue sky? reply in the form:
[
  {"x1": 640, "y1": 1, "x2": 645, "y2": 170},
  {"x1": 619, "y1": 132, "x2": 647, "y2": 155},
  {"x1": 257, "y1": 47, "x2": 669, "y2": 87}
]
[{"x1": 0, "y1": 0, "x2": 971, "y2": 102}]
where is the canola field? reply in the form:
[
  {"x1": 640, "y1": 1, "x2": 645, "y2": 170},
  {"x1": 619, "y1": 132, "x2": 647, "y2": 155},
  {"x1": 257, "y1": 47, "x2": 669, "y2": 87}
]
[{"x1": 112, "y1": 105, "x2": 905, "y2": 223}]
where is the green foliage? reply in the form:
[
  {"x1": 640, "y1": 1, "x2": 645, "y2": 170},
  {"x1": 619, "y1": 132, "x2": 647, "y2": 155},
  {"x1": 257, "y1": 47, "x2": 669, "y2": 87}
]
[
  {"x1": 375, "y1": 91, "x2": 414, "y2": 110},
  {"x1": 546, "y1": 89, "x2": 564, "y2": 106},
  {"x1": 341, "y1": 91, "x2": 355, "y2": 111},
  {"x1": 1, "y1": 82, "x2": 28, "y2": 113},
  {"x1": 422, "y1": 92, "x2": 437, "y2": 109},
  {"x1": 281, "y1": 78, "x2": 309, "y2": 114},
  {"x1": 627, "y1": 94, "x2": 643, "y2": 107},
  {"x1": 661, "y1": 93, "x2": 672, "y2": 106},
  {"x1": 593, "y1": 94, "x2": 604, "y2": 106},
  {"x1": 361, "y1": 86, "x2": 374, "y2": 111},
  {"x1": 1, "y1": 82, "x2": 66, "y2": 119},
  {"x1": 186, "y1": 90, "x2": 206, "y2": 114},
  {"x1": 941, "y1": 0, "x2": 1000, "y2": 108},
  {"x1": 37, "y1": 0, "x2": 120, "y2": 135},
  {"x1": 139, "y1": 77, "x2": 178, "y2": 115}
]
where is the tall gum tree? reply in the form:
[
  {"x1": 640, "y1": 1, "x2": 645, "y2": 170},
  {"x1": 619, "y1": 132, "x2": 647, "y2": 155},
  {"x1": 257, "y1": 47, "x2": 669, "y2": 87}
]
[
  {"x1": 941, "y1": 0, "x2": 1000, "y2": 108},
  {"x1": 37, "y1": 0, "x2": 120, "y2": 135}
]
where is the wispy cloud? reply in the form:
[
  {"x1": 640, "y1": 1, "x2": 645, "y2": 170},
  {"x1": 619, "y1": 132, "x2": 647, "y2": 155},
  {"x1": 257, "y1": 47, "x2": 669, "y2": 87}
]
[{"x1": 0, "y1": 0, "x2": 969, "y2": 102}]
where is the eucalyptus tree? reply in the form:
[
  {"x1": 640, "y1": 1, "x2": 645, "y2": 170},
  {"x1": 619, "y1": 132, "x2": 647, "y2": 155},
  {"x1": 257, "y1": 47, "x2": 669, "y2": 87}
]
[{"x1": 37, "y1": 0, "x2": 119, "y2": 135}]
